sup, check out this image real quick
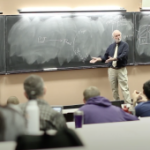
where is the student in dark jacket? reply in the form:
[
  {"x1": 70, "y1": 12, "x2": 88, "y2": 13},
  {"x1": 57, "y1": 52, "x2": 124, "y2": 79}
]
[
  {"x1": 132, "y1": 80, "x2": 150, "y2": 117},
  {"x1": 79, "y1": 86, "x2": 138, "y2": 124}
]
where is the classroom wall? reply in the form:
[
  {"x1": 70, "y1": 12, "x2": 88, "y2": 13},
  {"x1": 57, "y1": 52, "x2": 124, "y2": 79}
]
[
  {"x1": 142, "y1": 0, "x2": 150, "y2": 7},
  {"x1": 0, "y1": 0, "x2": 141, "y2": 15},
  {"x1": 0, "y1": 0, "x2": 146, "y2": 106}
]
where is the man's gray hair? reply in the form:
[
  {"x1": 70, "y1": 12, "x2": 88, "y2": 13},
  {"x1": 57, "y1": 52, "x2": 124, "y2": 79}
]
[
  {"x1": 112, "y1": 30, "x2": 122, "y2": 37},
  {"x1": 83, "y1": 86, "x2": 100, "y2": 101},
  {"x1": 24, "y1": 75, "x2": 44, "y2": 100}
]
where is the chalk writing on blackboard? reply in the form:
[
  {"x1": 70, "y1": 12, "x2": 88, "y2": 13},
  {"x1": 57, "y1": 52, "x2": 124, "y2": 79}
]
[
  {"x1": 137, "y1": 25, "x2": 150, "y2": 45},
  {"x1": 38, "y1": 29, "x2": 88, "y2": 62}
]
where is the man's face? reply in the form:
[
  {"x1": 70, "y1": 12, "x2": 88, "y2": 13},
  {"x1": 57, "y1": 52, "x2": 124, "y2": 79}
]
[{"x1": 113, "y1": 32, "x2": 121, "y2": 43}]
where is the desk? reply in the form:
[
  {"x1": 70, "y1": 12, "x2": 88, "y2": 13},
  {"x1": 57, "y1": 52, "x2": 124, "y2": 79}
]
[
  {"x1": 138, "y1": 116, "x2": 150, "y2": 122},
  {"x1": 73, "y1": 120, "x2": 150, "y2": 150},
  {"x1": 2, "y1": 118, "x2": 150, "y2": 150},
  {"x1": 66, "y1": 118, "x2": 150, "y2": 150},
  {"x1": 63, "y1": 108, "x2": 78, "y2": 114},
  {"x1": 40, "y1": 119, "x2": 150, "y2": 150},
  {"x1": 0, "y1": 141, "x2": 16, "y2": 150}
]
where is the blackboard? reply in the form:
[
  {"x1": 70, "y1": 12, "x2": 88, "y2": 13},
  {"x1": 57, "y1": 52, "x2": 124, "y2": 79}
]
[
  {"x1": 0, "y1": 16, "x2": 5, "y2": 74},
  {"x1": 135, "y1": 12, "x2": 150, "y2": 65},
  {"x1": 5, "y1": 12, "x2": 134, "y2": 73}
]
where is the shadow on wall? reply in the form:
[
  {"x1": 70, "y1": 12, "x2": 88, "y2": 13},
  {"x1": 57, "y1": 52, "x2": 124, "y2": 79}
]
[{"x1": 1, "y1": 68, "x2": 108, "y2": 84}]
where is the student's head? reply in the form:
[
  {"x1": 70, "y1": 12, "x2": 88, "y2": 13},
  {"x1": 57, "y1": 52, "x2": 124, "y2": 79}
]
[
  {"x1": 143, "y1": 80, "x2": 150, "y2": 100},
  {"x1": 83, "y1": 86, "x2": 100, "y2": 103},
  {"x1": 7, "y1": 96, "x2": 19, "y2": 105},
  {"x1": 24, "y1": 75, "x2": 46, "y2": 100},
  {"x1": 112, "y1": 30, "x2": 122, "y2": 43}
]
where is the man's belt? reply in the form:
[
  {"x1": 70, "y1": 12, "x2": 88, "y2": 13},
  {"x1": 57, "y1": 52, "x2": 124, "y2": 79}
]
[{"x1": 110, "y1": 67, "x2": 125, "y2": 70}]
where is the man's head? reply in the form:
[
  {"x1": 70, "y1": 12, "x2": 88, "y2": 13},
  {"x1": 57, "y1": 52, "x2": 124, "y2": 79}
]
[
  {"x1": 7, "y1": 96, "x2": 19, "y2": 105},
  {"x1": 83, "y1": 86, "x2": 100, "y2": 103},
  {"x1": 143, "y1": 80, "x2": 150, "y2": 100},
  {"x1": 112, "y1": 30, "x2": 122, "y2": 43},
  {"x1": 24, "y1": 75, "x2": 46, "y2": 100}
]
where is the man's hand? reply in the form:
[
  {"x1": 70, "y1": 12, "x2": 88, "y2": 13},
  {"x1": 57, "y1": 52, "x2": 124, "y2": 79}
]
[
  {"x1": 90, "y1": 57, "x2": 102, "y2": 64},
  {"x1": 105, "y1": 56, "x2": 116, "y2": 63},
  {"x1": 132, "y1": 90, "x2": 147, "y2": 107}
]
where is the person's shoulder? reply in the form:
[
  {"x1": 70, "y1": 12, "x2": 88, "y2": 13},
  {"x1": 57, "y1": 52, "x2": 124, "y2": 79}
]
[
  {"x1": 121, "y1": 41, "x2": 129, "y2": 46},
  {"x1": 19, "y1": 102, "x2": 27, "y2": 107},
  {"x1": 136, "y1": 101, "x2": 147, "y2": 107},
  {"x1": 37, "y1": 99, "x2": 52, "y2": 111},
  {"x1": 135, "y1": 102, "x2": 148, "y2": 115},
  {"x1": 79, "y1": 106, "x2": 85, "y2": 112},
  {"x1": 111, "y1": 105, "x2": 120, "y2": 110},
  {"x1": 79, "y1": 104, "x2": 91, "y2": 110},
  {"x1": 19, "y1": 102, "x2": 28, "y2": 110},
  {"x1": 49, "y1": 109, "x2": 66, "y2": 125},
  {"x1": 79, "y1": 104, "x2": 98, "y2": 113},
  {"x1": 8, "y1": 104, "x2": 23, "y2": 114},
  {"x1": 110, "y1": 105, "x2": 124, "y2": 113},
  {"x1": 40, "y1": 103, "x2": 62, "y2": 116},
  {"x1": 39, "y1": 103, "x2": 65, "y2": 123},
  {"x1": 79, "y1": 104, "x2": 86, "y2": 109},
  {"x1": 136, "y1": 102, "x2": 149, "y2": 109},
  {"x1": 39, "y1": 102, "x2": 54, "y2": 113},
  {"x1": 1, "y1": 106, "x2": 25, "y2": 120},
  {"x1": 108, "y1": 43, "x2": 115, "y2": 48}
]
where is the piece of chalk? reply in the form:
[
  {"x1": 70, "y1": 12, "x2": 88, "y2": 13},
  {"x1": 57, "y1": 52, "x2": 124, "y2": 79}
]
[{"x1": 43, "y1": 68, "x2": 57, "y2": 71}]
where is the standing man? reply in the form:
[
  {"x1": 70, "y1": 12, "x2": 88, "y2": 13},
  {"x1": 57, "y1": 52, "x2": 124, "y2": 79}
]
[{"x1": 90, "y1": 30, "x2": 131, "y2": 104}]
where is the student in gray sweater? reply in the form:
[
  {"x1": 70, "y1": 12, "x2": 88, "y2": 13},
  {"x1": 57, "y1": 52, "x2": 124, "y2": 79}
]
[{"x1": 0, "y1": 106, "x2": 26, "y2": 141}]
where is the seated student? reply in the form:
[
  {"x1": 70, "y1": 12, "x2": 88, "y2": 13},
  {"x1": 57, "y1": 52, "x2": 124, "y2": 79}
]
[
  {"x1": 7, "y1": 96, "x2": 22, "y2": 114},
  {"x1": 79, "y1": 86, "x2": 138, "y2": 124},
  {"x1": 132, "y1": 80, "x2": 150, "y2": 117},
  {"x1": 20, "y1": 74, "x2": 67, "y2": 130},
  {"x1": 0, "y1": 106, "x2": 26, "y2": 141},
  {"x1": 7, "y1": 96, "x2": 19, "y2": 105}
]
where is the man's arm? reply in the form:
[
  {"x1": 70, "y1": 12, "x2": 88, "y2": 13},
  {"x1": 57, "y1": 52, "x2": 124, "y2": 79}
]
[
  {"x1": 117, "y1": 43, "x2": 129, "y2": 61},
  {"x1": 101, "y1": 47, "x2": 110, "y2": 62},
  {"x1": 90, "y1": 46, "x2": 110, "y2": 64},
  {"x1": 90, "y1": 57, "x2": 102, "y2": 63}
]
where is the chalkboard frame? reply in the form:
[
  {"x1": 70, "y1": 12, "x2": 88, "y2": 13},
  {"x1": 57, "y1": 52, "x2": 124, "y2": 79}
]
[
  {"x1": 5, "y1": 12, "x2": 135, "y2": 74},
  {"x1": 0, "y1": 15, "x2": 6, "y2": 74},
  {"x1": 134, "y1": 12, "x2": 150, "y2": 65}
]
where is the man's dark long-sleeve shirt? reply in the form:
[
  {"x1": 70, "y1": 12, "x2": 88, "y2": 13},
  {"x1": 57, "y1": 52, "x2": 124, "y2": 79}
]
[{"x1": 101, "y1": 41, "x2": 129, "y2": 68}]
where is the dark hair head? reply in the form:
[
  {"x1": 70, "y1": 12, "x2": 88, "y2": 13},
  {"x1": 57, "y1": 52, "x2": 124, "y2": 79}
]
[
  {"x1": 24, "y1": 75, "x2": 44, "y2": 100},
  {"x1": 143, "y1": 80, "x2": 150, "y2": 99}
]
